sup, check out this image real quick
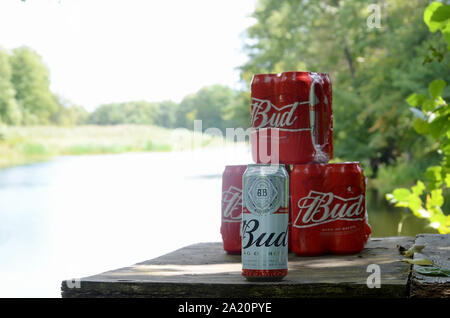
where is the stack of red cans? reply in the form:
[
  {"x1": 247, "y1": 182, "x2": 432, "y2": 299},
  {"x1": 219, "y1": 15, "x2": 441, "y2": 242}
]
[{"x1": 221, "y1": 71, "x2": 371, "y2": 256}]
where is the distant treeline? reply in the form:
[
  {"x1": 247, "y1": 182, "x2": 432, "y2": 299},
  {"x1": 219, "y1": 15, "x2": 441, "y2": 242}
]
[
  {"x1": 87, "y1": 85, "x2": 248, "y2": 131},
  {"x1": 0, "y1": 47, "x2": 248, "y2": 131}
]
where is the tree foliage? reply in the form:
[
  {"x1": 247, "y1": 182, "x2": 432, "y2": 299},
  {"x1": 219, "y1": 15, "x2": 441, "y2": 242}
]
[
  {"x1": 87, "y1": 85, "x2": 237, "y2": 133},
  {"x1": 87, "y1": 101, "x2": 160, "y2": 126},
  {"x1": 52, "y1": 96, "x2": 89, "y2": 126},
  {"x1": 0, "y1": 46, "x2": 88, "y2": 126},
  {"x1": 0, "y1": 44, "x2": 238, "y2": 132},
  {"x1": 175, "y1": 85, "x2": 235, "y2": 132},
  {"x1": 235, "y1": 0, "x2": 450, "y2": 194},
  {"x1": 0, "y1": 48, "x2": 21, "y2": 125},
  {"x1": 9, "y1": 47, "x2": 59, "y2": 124},
  {"x1": 387, "y1": 2, "x2": 450, "y2": 234}
]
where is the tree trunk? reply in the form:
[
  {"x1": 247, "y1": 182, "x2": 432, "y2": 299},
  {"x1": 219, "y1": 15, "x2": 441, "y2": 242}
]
[{"x1": 344, "y1": 45, "x2": 355, "y2": 78}]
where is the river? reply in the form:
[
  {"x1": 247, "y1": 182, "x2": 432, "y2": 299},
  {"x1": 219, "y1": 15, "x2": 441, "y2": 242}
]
[{"x1": 0, "y1": 145, "x2": 435, "y2": 297}]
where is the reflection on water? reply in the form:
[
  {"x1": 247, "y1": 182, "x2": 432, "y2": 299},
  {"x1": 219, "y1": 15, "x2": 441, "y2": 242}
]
[
  {"x1": 366, "y1": 191, "x2": 437, "y2": 237},
  {"x1": 0, "y1": 146, "x2": 436, "y2": 297}
]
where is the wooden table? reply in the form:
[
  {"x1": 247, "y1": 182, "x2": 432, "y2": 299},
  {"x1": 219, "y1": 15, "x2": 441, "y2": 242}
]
[{"x1": 61, "y1": 235, "x2": 449, "y2": 298}]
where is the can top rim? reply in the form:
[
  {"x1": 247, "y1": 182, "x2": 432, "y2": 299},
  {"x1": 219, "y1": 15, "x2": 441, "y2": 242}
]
[
  {"x1": 252, "y1": 71, "x2": 329, "y2": 77},
  {"x1": 293, "y1": 161, "x2": 360, "y2": 165},
  {"x1": 224, "y1": 164, "x2": 249, "y2": 168},
  {"x1": 247, "y1": 163, "x2": 286, "y2": 167}
]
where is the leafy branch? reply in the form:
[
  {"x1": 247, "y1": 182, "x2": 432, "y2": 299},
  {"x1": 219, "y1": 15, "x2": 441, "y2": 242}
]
[{"x1": 386, "y1": 2, "x2": 450, "y2": 234}]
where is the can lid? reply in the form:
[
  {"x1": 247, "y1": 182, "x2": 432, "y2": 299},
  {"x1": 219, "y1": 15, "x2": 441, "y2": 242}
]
[
  {"x1": 247, "y1": 163, "x2": 286, "y2": 167},
  {"x1": 327, "y1": 161, "x2": 360, "y2": 166},
  {"x1": 224, "y1": 164, "x2": 248, "y2": 168}
]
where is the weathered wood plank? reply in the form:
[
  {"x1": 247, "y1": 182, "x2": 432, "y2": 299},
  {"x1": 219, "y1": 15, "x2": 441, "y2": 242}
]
[
  {"x1": 410, "y1": 234, "x2": 450, "y2": 298},
  {"x1": 62, "y1": 237, "x2": 413, "y2": 298}
]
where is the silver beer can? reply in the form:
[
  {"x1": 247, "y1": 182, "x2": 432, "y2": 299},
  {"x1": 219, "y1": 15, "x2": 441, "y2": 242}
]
[{"x1": 242, "y1": 164, "x2": 289, "y2": 281}]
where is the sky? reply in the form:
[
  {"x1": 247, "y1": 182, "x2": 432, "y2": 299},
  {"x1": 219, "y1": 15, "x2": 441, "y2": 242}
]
[{"x1": 0, "y1": 0, "x2": 257, "y2": 111}]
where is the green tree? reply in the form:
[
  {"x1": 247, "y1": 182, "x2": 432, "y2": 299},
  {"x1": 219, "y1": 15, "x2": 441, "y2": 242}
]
[
  {"x1": 387, "y1": 2, "x2": 450, "y2": 234},
  {"x1": 239, "y1": 0, "x2": 450, "y2": 194},
  {"x1": 0, "y1": 48, "x2": 21, "y2": 125},
  {"x1": 9, "y1": 47, "x2": 59, "y2": 124},
  {"x1": 87, "y1": 101, "x2": 159, "y2": 125},
  {"x1": 51, "y1": 96, "x2": 89, "y2": 126},
  {"x1": 176, "y1": 85, "x2": 235, "y2": 132},
  {"x1": 223, "y1": 90, "x2": 251, "y2": 130},
  {"x1": 154, "y1": 100, "x2": 178, "y2": 128}
]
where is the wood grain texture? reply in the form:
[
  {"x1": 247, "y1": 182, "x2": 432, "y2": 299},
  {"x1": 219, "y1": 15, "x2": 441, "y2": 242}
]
[
  {"x1": 62, "y1": 237, "x2": 414, "y2": 298},
  {"x1": 410, "y1": 234, "x2": 450, "y2": 298}
]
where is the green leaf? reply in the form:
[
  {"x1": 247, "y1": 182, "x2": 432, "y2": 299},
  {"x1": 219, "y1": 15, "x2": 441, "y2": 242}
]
[
  {"x1": 422, "y1": 99, "x2": 437, "y2": 112},
  {"x1": 416, "y1": 266, "x2": 450, "y2": 277},
  {"x1": 445, "y1": 173, "x2": 450, "y2": 188},
  {"x1": 424, "y1": 2, "x2": 444, "y2": 33},
  {"x1": 430, "y1": 189, "x2": 444, "y2": 207},
  {"x1": 392, "y1": 188, "x2": 411, "y2": 202},
  {"x1": 443, "y1": 26, "x2": 450, "y2": 49},
  {"x1": 406, "y1": 93, "x2": 427, "y2": 107},
  {"x1": 401, "y1": 258, "x2": 434, "y2": 265},
  {"x1": 442, "y1": 139, "x2": 450, "y2": 156},
  {"x1": 412, "y1": 180, "x2": 426, "y2": 196},
  {"x1": 429, "y1": 79, "x2": 446, "y2": 99},
  {"x1": 413, "y1": 118, "x2": 429, "y2": 135},
  {"x1": 408, "y1": 195, "x2": 423, "y2": 212},
  {"x1": 404, "y1": 244, "x2": 426, "y2": 257},
  {"x1": 428, "y1": 115, "x2": 449, "y2": 139},
  {"x1": 430, "y1": 5, "x2": 450, "y2": 23},
  {"x1": 425, "y1": 166, "x2": 443, "y2": 188}
]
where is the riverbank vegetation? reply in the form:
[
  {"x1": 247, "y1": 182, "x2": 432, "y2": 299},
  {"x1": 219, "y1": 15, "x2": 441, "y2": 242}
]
[{"x1": 0, "y1": 125, "x2": 226, "y2": 170}]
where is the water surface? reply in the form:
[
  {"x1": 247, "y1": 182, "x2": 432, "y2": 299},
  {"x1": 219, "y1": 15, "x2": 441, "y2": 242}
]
[{"x1": 0, "y1": 146, "x2": 435, "y2": 297}]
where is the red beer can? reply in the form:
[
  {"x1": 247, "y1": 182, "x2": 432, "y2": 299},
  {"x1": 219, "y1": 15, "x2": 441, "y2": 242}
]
[
  {"x1": 290, "y1": 162, "x2": 371, "y2": 256},
  {"x1": 221, "y1": 165, "x2": 247, "y2": 254},
  {"x1": 251, "y1": 71, "x2": 333, "y2": 164}
]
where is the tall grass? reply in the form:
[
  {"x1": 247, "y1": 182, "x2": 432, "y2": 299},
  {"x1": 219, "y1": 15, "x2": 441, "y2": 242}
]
[{"x1": 0, "y1": 125, "x2": 227, "y2": 169}]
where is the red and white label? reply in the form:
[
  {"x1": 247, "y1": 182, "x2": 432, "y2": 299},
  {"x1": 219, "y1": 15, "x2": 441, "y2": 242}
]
[
  {"x1": 222, "y1": 186, "x2": 242, "y2": 223},
  {"x1": 250, "y1": 98, "x2": 310, "y2": 132},
  {"x1": 293, "y1": 191, "x2": 365, "y2": 228}
]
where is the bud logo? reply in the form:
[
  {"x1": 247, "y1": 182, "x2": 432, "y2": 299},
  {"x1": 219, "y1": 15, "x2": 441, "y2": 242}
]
[
  {"x1": 251, "y1": 98, "x2": 310, "y2": 131},
  {"x1": 222, "y1": 186, "x2": 242, "y2": 222},
  {"x1": 293, "y1": 191, "x2": 365, "y2": 228}
]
